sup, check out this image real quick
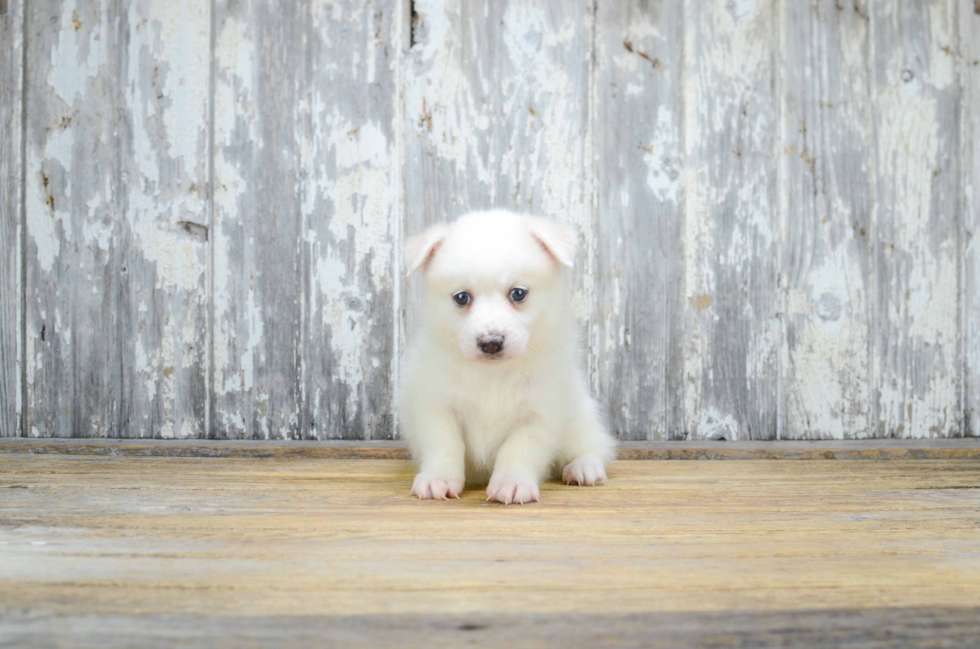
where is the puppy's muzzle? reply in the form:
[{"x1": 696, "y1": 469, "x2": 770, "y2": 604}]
[{"x1": 477, "y1": 333, "x2": 505, "y2": 355}]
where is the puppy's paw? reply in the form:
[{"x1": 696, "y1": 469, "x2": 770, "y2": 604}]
[
  {"x1": 411, "y1": 474, "x2": 464, "y2": 500},
  {"x1": 486, "y1": 479, "x2": 540, "y2": 505},
  {"x1": 562, "y1": 454, "x2": 607, "y2": 486}
]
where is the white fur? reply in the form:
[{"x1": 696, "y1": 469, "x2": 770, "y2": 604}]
[{"x1": 399, "y1": 210, "x2": 616, "y2": 504}]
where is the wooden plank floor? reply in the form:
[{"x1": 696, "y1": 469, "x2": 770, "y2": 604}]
[
  {"x1": 4, "y1": 437, "x2": 980, "y2": 460},
  {"x1": 2, "y1": 454, "x2": 979, "y2": 647}
]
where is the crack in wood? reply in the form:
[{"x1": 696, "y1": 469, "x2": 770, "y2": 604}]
[{"x1": 409, "y1": 0, "x2": 418, "y2": 48}]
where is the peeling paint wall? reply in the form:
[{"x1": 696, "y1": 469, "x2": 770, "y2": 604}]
[
  {"x1": 0, "y1": 0, "x2": 23, "y2": 439},
  {"x1": 1, "y1": 0, "x2": 977, "y2": 440}
]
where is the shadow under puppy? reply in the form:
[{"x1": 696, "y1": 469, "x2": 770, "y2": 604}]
[{"x1": 399, "y1": 210, "x2": 616, "y2": 504}]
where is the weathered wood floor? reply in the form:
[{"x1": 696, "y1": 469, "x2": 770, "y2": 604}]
[{"x1": 2, "y1": 452, "x2": 980, "y2": 647}]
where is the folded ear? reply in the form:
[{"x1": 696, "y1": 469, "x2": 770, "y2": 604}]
[
  {"x1": 526, "y1": 217, "x2": 576, "y2": 268},
  {"x1": 406, "y1": 223, "x2": 451, "y2": 274}
]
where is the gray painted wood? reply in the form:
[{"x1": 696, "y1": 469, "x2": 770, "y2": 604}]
[
  {"x1": 681, "y1": 0, "x2": 781, "y2": 440},
  {"x1": 300, "y1": 1, "x2": 398, "y2": 440},
  {"x1": 4, "y1": 608, "x2": 980, "y2": 648},
  {"x1": 593, "y1": 1, "x2": 684, "y2": 440},
  {"x1": 781, "y1": 0, "x2": 875, "y2": 439},
  {"x1": 963, "y1": 0, "x2": 980, "y2": 437},
  {"x1": 24, "y1": 0, "x2": 210, "y2": 439},
  {"x1": 211, "y1": 0, "x2": 307, "y2": 440},
  {"x1": 872, "y1": 0, "x2": 961, "y2": 437},
  {"x1": 24, "y1": 0, "x2": 124, "y2": 438},
  {"x1": 0, "y1": 0, "x2": 22, "y2": 437},
  {"x1": 402, "y1": 0, "x2": 595, "y2": 349},
  {"x1": 6, "y1": 0, "x2": 979, "y2": 440},
  {"x1": 211, "y1": 0, "x2": 398, "y2": 440}
]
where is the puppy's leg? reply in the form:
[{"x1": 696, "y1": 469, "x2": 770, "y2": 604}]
[
  {"x1": 403, "y1": 405, "x2": 465, "y2": 500},
  {"x1": 486, "y1": 421, "x2": 553, "y2": 505},
  {"x1": 560, "y1": 394, "x2": 616, "y2": 487}
]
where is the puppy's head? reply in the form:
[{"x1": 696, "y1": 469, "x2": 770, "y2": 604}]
[{"x1": 407, "y1": 210, "x2": 575, "y2": 362}]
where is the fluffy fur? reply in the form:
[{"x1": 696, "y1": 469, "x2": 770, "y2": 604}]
[{"x1": 398, "y1": 210, "x2": 616, "y2": 504}]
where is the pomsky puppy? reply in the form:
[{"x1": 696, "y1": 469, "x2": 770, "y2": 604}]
[{"x1": 399, "y1": 210, "x2": 616, "y2": 504}]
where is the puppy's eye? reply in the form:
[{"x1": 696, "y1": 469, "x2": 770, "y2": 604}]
[
  {"x1": 452, "y1": 291, "x2": 471, "y2": 307},
  {"x1": 509, "y1": 287, "x2": 528, "y2": 303}
]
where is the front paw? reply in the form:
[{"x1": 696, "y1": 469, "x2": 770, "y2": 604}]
[
  {"x1": 562, "y1": 454, "x2": 607, "y2": 486},
  {"x1": 486, "y1": 479, "x2": 540, "y2": 505},
  {"x1": 411, "y1": 474, "x2": 464, "y2": 500}
]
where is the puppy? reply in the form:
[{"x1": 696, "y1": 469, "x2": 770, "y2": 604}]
[{"x1": 399, "y1": 210, "x2": 616, "y2": 504}]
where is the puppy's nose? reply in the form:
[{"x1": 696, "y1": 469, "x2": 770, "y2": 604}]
[{"x1": 477, "y1": 333, "x2": 505, "y2": 355}]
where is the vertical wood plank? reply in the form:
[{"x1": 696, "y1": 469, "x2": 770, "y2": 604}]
[
  {"x1": 0, "y1": 0, "x2": 23, "y2": 437},
  {"x1": 593, "y1": 2, "x2": 684, "y2": 439},
  {"x1": 25, "y1": 0, "x2": 121, "y2": 437},
  {"x1": 780, "y1": 1, "x2": 875, "y2": 438},
  {"x1": 301, "y1": 1, "x2": 398, "y2": 439},
  {"x1": 212, "y1": 0, "x2": 399, "y2": 439},
  {"x1": 402, "y1": 0, "x2": 595, "y2": 372},
  {"x1": 25, "y1": 0, "x2": 210, "y2": 438},
  {"x1": 960, "y1": 0, "x2": 980, "y2": 436},
  {"x1": 212, "y1": 0, "x2": 304, "y2": 439},
  {"x1": 872, "y1": 0, "x2": 961, "y2": 437},
  {"x1": 119, "y1": 0, "x2": 211, "y2": 438},
  {"x1": 682, "y1": 0, "x2": 781, "y2": 440}
]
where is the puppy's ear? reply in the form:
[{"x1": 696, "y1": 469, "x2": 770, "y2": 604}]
[
  {"x1": 406, "y1": 223, "x2": 450, "y2": 274},
  {"x1": 527, "y1": 217, "x2": 576, "y2": 268}
]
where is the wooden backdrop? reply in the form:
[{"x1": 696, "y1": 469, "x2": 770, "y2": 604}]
[{"x1": 1, "y1": 0, "x2": 979, "y2": 441}]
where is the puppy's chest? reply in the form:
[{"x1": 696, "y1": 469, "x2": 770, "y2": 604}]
[{"x1": 452, "y1": 372, "x2": 534, "y2": 448}]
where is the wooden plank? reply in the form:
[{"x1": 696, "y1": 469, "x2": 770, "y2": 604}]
[
  {"x1": 872, "y1": 0, "x2": 961, "y2": 437},
  {"x1": 3, "y1": 608, "x2": 980, "y2": 648},
  {"x1": 0, "y1": 456, "x2": 978, "y2": 626},
  {"x1": 212, "y1": 0, "x2": 398, "y2": 440},
  {"x1": 681, "y1": 0, "x2": 781, "y2": 440},
  {"x1": 592, "y1": 1, "x2": 684, "y2": 440},
  {"x1": 24, "y1": 0, "x2": 210, "y2": 438},
  {"x1": 402, "y1": 0, "x2": 595, "y2": 359},
  {"x1": 0, "y1": 0, "x2": 22, "y2": 437},
  {"x1": 963, "y1": 1, "x2": 980, "y2": 436},
  {"x1": 1, "y1": 437, "x2": 978, "y2": 460},
  {"x1": 118, "y1": 0, "x2": 210, "y2": 439},
  {"x1": 780, "y1": 1, "x2": 875, "y2": 438},
  {"x1": 24, "y1": 0, "x2": 122, "y2": 438},
  {"x1": 211, "y1": 0, "x2": 305, "y2": 439},
  {"x1": 300, "y1": 1, "x2": 399, "y2": 440}
]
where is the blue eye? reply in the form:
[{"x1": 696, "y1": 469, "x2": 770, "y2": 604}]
[
  {"x1": 509, "y1": 287, "x2": 528, "y2": 303},
  {"x1": 453, "y1": 291, "x2": 471, "y2": 307}
]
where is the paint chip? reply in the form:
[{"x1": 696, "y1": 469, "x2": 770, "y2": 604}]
[{"x1": 692, "y1": 294, "x2": 711, "y2": 311}]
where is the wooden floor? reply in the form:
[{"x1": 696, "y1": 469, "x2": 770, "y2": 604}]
[{"x1": 2, "y1": 452, "x2": 980, "y2": 646}]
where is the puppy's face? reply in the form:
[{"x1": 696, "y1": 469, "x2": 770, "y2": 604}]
[{"x1": 407, "y1": 211, "x2": 575, "y2": 362}]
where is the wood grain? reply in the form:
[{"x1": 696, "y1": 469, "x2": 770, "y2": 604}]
[
  {"x1": 0, "y1": 0, "x2": 22, "y2": 437},
  {"x1": 402, "y1": 0, "x2": 595, "y2": 347},
  {"x1": 211, "y1": 0, "x2": 305, "y2": 439},
  {"x1": 872, "y1": 0, "x2": 961, "y2": 437},
  {"x1": 681, "y1": 0, "x2": 781, "y2": 440},
  {"x1": 963, "y1": 1, "x2": 980, "y2": 437},
  {"x1": 781, "y1": 1, "x2": 875, "y2": 438},
  {"x1": 3, "y1": 608, "x2": 980, "y2": 648},
  {"x1": 212, "y1": 0, "x2": 398, "y2": 440},
  {"x1": 593, "y1": 1, "x2": 685, "y2": 440},
  {"x1": 1, "y1": 437, "x2": 978, "y2": 460},
  {"x1": 24, "y1": 0, "x2": 210, "y2": 438},
  {"x1": 1, "y1": 455, "x2": 978, "y2": 642},
  {"x1": 0, "y1": 607, "x2": 980, "y2": 649},
  {"x1": 24, "y1": 0, "x2": 117, "y2": 438},
  {"x1": 6, "y1": 0, "x2": 980, "y2": 441},
  {"x1": 300, "y1": 1, "x2": 399, "y2": 440}
]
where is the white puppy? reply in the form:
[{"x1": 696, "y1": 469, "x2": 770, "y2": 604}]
[{"x1": 399, "y1": 210, "x2": 616, "y2": 504}]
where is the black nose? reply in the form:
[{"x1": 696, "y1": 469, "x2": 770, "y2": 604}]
[{"x1": 477, "y1": 334, "x2": 505, "y2": 355}]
